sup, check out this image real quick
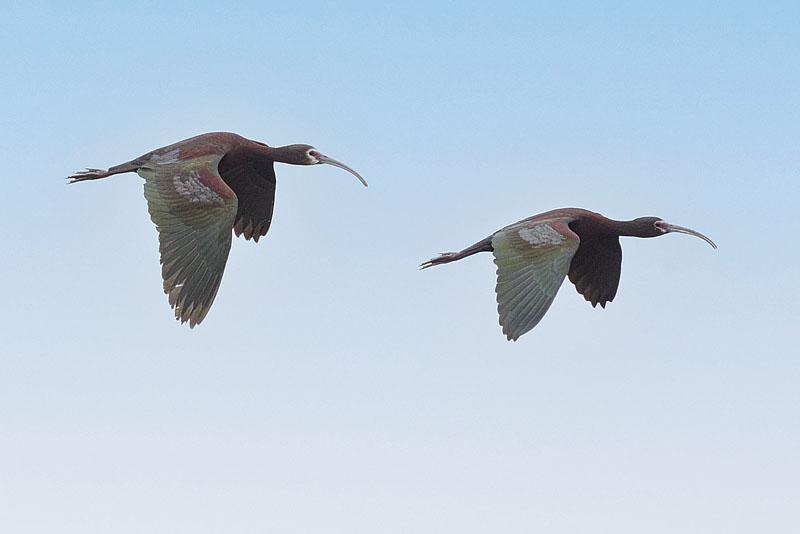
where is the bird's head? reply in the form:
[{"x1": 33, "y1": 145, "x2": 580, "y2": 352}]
[
  {"x1": 286, "y1": 144, "x2": 368, "y2": 186},
  {"x1": 637, "y1": 217, "x2": 717, "y2": 248}
]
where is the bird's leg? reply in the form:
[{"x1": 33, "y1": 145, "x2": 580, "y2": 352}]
[
  {"x1": 67, "y1": 169, "x2": 113, "y2": 183},
  {"x1": 420, "y1": 252, "x2": 462, "y2": 269},
  {"x1": 420, "y1": 236, "x2": 494, "y2": 269},
  {"x1": 67, "y1": 161, "x2": 140, "y2": 184}
]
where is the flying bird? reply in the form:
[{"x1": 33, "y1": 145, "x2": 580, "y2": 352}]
[
  {"x1": 421, "y1": 208, "x2": 716, "y2": 341},
  {"x1": 69, "y1": 132, "x2": 367, "y2": 327}
]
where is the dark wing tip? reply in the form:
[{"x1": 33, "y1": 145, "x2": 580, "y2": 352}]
[{"x1": 233, "y1": 218, "x2": 271, "y2": 242}]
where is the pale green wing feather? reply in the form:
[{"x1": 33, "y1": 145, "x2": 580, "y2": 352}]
[
  {"x1": 492, "y1": 218, "x2": 580, "y2": 340},
  {"x1": 139, "y1": 154, "x2": 238, "y2": 328}
]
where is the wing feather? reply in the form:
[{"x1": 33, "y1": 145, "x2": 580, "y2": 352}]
[
  {"x1": 139, "y1": 154, "x2": 238, "y2": 327},
  {"x1": 567, "y1": 236, "x2": 622, "y2": 308},
  {"x1": 217, "y1": 147, "x2": 277, "y2": 242},
  {"x1": 492, "y1": 218, "x2": 580, "y2": 340}
]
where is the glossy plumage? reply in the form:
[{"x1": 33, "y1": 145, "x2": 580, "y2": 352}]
[
  {"x1": 421, "y1": 208, "x2": 716, "y2": 341},
  {"x1": 69, "y1": 132, "x2": 366, "y2": 327}
]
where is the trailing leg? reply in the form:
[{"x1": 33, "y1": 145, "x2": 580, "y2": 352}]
[
  {"x1": 67, "y1": 161, "x2": 140, "y2": 183},
  {"x1": 420, "y1": 236, "x2": 493, "y2": 269}
]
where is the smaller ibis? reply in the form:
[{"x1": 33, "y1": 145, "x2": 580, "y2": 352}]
[
  {"x1": 69, "y1": 132, "x2": 366, "y2": 328},
  {"x1": 421, "y1": 208, "x2": 716, "y2": 341}
]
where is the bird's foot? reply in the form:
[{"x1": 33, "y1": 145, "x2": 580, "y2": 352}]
[
  {"x1": 420, "y1": 252, "x2": 460, "y2": 269},
  {"x1": 66, "y1": 168, "x2": 110, "y2": 183}
]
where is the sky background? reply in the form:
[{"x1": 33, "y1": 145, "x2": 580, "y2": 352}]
[{"x1": 1, "y1": 1, "x2": 798, "y2": 533}]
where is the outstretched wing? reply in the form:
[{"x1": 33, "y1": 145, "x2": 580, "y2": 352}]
[
  {"x1": 217, "y1": 145, "x2": 277, "y2": 242},
  {"x1": 567, "y1": 236, "x2": 622, "y2": 308},
  {"x1": 139, "y1": 154, "x2": 238, "y2": 327},
  {"x1": 492, "y1": 217, "x2": 580, "y2": 341}
]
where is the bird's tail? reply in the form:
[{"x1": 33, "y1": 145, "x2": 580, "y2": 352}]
[
  {"x1": 420, "y1": 236, "x2": 493, "y2": 269},
  {"x1": 67, "y1": 161, "x2": 140, "y2": 184}
]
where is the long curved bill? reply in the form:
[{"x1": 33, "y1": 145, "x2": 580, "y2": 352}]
[
  {"x1": 316, "y1": 154, "x2": 368, "y2": 187},
  {"x1": 664, "y1": 223, "x2": 717, "y2": 249}
]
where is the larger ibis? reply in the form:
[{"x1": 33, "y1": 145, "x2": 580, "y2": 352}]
[
  {"x1": 421, "y1": 208, "x2": 716, "y2": 341},
  {"x1": 69, "y1": 132, "x2": 367, "y2": 328}
]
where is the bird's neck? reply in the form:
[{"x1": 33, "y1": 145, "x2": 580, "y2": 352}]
[
  {"x1": 613, "y1": 219, "x2": 654, "y2": 238},
  {"x1": 571, "y1": 215, "x2": 656, "y2": 239},
  {"x1": 263, "y1": 145, "x2": 306, "y2": 165},
  {"x1": 610, "y1": 220, "x2": 637, "y2": 236}
]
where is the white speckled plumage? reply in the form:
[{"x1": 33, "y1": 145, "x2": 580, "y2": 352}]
[
  {"x1": 172, "y1": 173, "x2": 223, "y2": 204},
  {"x1": 150, "y1": 148, "x2": 181, "y2": 163},
  {"x1": 516, "y1": 223, "x2": 566, "y2": 247}
]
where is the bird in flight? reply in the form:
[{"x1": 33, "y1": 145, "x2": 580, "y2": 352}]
[
  {"x1": 421, "y1": 208, "x2": 716, "y2": 341},
  {"x1": 69, "y1": 132, "x2": 367, "y2": 328}
]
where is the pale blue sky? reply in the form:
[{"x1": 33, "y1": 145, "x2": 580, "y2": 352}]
[{"x1": 1, "y1": 2, "x2": 798, "y2": 533}]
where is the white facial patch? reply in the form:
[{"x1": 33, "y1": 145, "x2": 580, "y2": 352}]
[
  {"x1": 173, "y1": 173, "x2": 222, "y2": 203},
  {"x1": 307, "y1": 150, "x2": 320, "y2": 164},
  {"x1": 518, "y1": 223, "x2": 566, "y2": 247},
  {"x1": 151, "y1": 148, "x2": 181, "y2": 163}
]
